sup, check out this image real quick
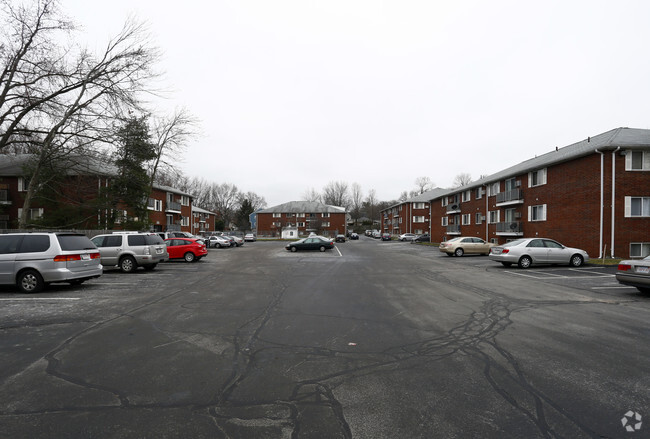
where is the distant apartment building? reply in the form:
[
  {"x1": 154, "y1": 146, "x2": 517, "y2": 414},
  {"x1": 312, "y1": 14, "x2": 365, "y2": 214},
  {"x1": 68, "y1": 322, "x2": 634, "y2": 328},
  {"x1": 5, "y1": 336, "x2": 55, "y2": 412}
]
[
  {"x1": 256, "y1": 201, "x2": 347, "y2": 238},
  {"x1": 381, "y1": 127, "x2": 650, "y2": 258}
]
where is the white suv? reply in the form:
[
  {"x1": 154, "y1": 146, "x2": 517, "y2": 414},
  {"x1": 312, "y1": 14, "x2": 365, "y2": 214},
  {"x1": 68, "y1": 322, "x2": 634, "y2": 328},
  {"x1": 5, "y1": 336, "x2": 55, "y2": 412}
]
[
  {"x1": 0, "y1": 232, "x2": 103, "y2": 293},
  {"x1": 91, "y1": 233, "x2": 168, "y2": 273}
]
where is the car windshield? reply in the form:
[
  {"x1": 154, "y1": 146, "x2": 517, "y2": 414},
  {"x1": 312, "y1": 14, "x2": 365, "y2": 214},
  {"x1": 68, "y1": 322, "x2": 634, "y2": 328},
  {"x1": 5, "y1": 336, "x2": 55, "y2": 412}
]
[
  {"x1": 503, "y1": 239, "x2": 527, "y2": 247},
  {"x1": 57, "y1": 234, "x2": 96, "y2": 250}
]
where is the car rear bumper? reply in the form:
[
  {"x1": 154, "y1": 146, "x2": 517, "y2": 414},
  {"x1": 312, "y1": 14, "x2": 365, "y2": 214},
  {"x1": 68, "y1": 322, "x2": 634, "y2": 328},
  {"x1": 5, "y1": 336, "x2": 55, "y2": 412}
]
[
  {"x1": 616, "y1": 272, "x2": 650, "y2": 288},
  {"x1": 40, "y1": 265, "x2": 103, "y2": 283}
]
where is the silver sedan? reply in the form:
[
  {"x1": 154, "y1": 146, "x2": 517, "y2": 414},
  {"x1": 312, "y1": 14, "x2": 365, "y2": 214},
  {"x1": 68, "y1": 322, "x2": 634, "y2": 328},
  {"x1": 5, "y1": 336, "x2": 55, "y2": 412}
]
[
  {"x1": 489, "y1": 238, "x2": 589, "y2": 269},
  {"x1": 616, "y1": 255, "x2": 650, "y2": 293}
]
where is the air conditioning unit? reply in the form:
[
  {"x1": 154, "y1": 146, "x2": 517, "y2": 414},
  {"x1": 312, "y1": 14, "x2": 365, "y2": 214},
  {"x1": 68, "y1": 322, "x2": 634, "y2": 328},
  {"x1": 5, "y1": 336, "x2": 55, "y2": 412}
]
[
  {"x1": 481, "y1": 216, "x2": 486, "y2": 221},
  {"x1": 450, "y1": 204, "x2": 459, "y2": 210},
  {"x1": 515, "y1": 180, "x2": 521, "y2": 187}
]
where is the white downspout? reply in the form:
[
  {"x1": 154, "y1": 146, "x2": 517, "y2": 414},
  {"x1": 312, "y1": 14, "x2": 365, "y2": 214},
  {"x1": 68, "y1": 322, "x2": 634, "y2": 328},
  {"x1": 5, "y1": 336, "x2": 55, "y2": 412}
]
[
  {"x1": 611, "y1": 147, "x2": 620, "y2": 257},
  {"x1": 595, "y1": 149, "x2": 604, "y2": 258}
]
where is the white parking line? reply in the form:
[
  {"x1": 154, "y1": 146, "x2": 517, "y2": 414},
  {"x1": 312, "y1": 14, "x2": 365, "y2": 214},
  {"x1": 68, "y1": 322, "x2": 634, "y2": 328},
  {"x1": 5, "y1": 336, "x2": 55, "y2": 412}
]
[
  {"x1": 592, "y1": 286, "x2": 636, "y2": 290},
  {"x1": 0, "y1": 297, "x2": 80, "y2": 301},
  {"x1": 334, "y1": 246, "x2": 343, "y2": 257}
]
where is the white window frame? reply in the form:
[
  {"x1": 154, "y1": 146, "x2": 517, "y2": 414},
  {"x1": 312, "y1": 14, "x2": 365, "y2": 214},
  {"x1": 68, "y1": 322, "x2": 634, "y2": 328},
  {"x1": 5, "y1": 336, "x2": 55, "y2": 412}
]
[
  {"x1": 297, "y1": 222, "x2": 305, "y2": 227},
  {"x1": 322, "y1": 212, "x2": 330, "y2": 218},
  {"x1": 322, "y1": 221, "x2": 330, "y2": 227},
  {"x1": 625, "y1": 196, "x2": 650, "y2": 217},
  {"x1": 154, "y1": 199, "x2": 163, "y2": 211},
  {"x1": 180, "y1": 195, "x2": 190, "y2": 206},
  {"x1": 17, "y1": 207, "x2": 44, "y2": 220},
  {"x1": 630, "y1": 242, "x2": 650, "y2": 258},
  {"x1": 441, "y1": 217, "x2": 448, "y2": 226},
  {"x1": 272, "y1": 213, "x2": 281, "y2": 218},
  {"x1": 181, "y1": 216, "x2": 190, "y2": 227},
  {"x1": 441, "y1": 198, "x2": 448, "y2": 207},
  {"x1": 475, "y1": 187, "x2": 483, "y2": 199},
  {"x1": 528, "y1": 168, "x2": 547, "y2": 187},
  {"x1": 462, "y1": 214, "x2": 471, "y2": 225},
  {"x1": 488, "y1": 210, "x2": 500, "y2": 224},
  {"x1": 475, "y1": 213, "x2": 483, "y2": 224},
  {"x1": 528, "y1": 204, "x2": 547, "y2": 221},
  {"x1": 461, "y1": 190, "x2": 471, "y2": 202},
  {"x1": 413, "y1": 215, "x2": 425, "y2": 223},
  {"x1": 625, "y1": 150, "x2": 650, "y2": 171},
  {"x1": 413, "y1": 202, "x2": 425, "y2": 209},
  {"x1": 399, "y1": 217, "x2": 402, "y2": 224},
  {"x1": 487, "y1": 183, "x2": 500, "y2": 196}
]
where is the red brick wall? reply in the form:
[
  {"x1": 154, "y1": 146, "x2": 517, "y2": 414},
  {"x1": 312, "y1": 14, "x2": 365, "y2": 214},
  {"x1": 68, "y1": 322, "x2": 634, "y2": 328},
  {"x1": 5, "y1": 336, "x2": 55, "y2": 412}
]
[{"x1": 257, "y1": 212, "x2": 346, "y2": 237}]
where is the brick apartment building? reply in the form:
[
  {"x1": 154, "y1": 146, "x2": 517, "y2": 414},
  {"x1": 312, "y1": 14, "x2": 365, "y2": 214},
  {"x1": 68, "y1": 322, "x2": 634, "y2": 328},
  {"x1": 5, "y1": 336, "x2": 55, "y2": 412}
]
[
  {"x1": 0, "y1": 154, "x2": 194, "y2": 233},
  {"x1": 191, "y1": 205, "x2": 218, "y2": 235},
  {"x1": 381, "y1": 127, "x2": 650, "y2": 259},
  {"x1": 256, "y1": 201, "x2": 347, "y2": 238},
  {"x1": 382, "y1": 188, "x2": 448, "y2": 236}
]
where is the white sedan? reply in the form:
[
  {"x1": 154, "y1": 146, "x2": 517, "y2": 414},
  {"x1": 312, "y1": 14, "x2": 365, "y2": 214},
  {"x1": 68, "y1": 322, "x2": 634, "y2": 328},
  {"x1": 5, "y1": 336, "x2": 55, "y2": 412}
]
[{"x1": 489, "y1": 238, "x2": 588, "y2": 269}]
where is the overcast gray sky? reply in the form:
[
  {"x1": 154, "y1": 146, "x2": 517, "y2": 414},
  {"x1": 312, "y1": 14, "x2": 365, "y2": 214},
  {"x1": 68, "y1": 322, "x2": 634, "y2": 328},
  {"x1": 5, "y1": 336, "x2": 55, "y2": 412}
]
[{"x1": 66, "y1": 0, "x2": 650, "y2": 207}]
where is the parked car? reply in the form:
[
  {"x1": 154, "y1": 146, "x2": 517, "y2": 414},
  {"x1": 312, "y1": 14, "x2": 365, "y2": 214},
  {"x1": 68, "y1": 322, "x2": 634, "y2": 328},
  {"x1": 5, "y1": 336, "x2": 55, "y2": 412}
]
[
  {"x1": 224, "y1": 235, "x2": 244, "y2": 247},
  {"x1": 381, "y1": 233, "x2": 391, "y2": 241},
  {"x1": 91, "y1": 232, "x2": 168, "y2": 272},
  {"x1": 207, "y1": 235, "x2": 231, "y2": 248},
  {"x1": 285, "y1": 236, "x2": 334, "y2": 252},
  {"x1": 165, "y1": 238, "x2": 208, "y2": 262},
  {"x1": 399, "y1": 233, "x2": 417, "y2": 242},
  {"x1": 616, "y1": 255, "x2": 650, "y2": 293},
  {"x1": 244, "y1": 234, "x2": 256, "y2": 242},
  {"x1": 489, "y1": 238, "x2": 588, "y2": 268},
  {"x1": 336, "y1": 235, "x2": 346, "y2": 243},
  {"x1": 0, "y1": 232, "x2": 102, "y2": 293},
  {"x1": 412, "y1": 234, "x2": 430, "y2": 243},
  {"x1": 372, "y1": 230, "x2": 382, "y2": 239},
  {"x1": 439, "y1": 237, "x2": 496, "y2": 257},
  {"x1": 350, "y1": 233, "x2": 359, "y2": 240},
  {"x1": 365, "y1": 230, "x2": 373, "y2": 237}
]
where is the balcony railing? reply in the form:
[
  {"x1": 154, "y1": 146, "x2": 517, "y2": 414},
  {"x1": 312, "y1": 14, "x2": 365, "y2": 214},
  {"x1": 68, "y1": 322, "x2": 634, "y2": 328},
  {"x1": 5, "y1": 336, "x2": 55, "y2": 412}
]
[
  {"x1": 166, "y1": 201, "x2": 182, "y2": 212},
  {"x1": 446, "y1": 224, "x2": 460, "y2": 234},
  {"x1": 496, "y1": 221, "x2": 523, "y2": 234},
  {"x1": 496, "y1": 189, "x2": 523, "y2": 205},
  {"x1": 446, "y1": 203, "x2": 461, "y2": 214}
]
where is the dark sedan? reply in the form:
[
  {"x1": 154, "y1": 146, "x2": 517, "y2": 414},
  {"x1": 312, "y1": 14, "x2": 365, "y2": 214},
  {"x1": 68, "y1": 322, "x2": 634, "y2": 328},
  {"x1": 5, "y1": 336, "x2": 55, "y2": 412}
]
[
  {"x1": 285, "y1": 237, "x2": 334, "y2": 252},
  {"x1": 412, "y1": 234, "x2": 430, "y2": 243}
]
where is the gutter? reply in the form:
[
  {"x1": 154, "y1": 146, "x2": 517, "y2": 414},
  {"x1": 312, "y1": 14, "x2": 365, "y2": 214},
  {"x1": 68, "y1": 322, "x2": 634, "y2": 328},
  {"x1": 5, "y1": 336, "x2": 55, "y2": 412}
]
[
  {"x1": 594, "y1": 149, "x2": 604, "y2": 258},
  {"x1": 610, "y1": 147, "x2": 620, "y2": 257}
]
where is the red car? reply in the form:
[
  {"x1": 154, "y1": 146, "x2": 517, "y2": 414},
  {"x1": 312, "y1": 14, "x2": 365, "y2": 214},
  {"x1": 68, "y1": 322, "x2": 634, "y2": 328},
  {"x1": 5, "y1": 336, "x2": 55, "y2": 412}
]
[{"x1": 164, "y1": 238, "x2": 207, "y2": 262}]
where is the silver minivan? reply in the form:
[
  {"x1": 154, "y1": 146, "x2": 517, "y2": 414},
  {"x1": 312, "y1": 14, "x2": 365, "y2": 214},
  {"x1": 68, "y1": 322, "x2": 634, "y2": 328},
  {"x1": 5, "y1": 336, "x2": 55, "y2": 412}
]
[
  {"x1": 0, "y1": 232, "x2": 103, "y2": 293},
  {"x1": 91, "y1": 232, "x2": 169, "y2": 272}
]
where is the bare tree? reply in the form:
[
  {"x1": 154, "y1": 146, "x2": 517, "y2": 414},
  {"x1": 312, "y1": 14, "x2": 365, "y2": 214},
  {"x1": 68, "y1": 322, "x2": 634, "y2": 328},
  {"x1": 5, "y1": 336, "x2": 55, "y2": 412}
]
[
  {"x1": 210, "y1": 183, "x2": 239, "y2": 227},
  {"x1": 148, "y1": 107, "x2": 199, "y2": 188},
  {"x1": 364, "y1": 189, "x2": 378, "y2": 222},
  {"x1": 322, "y1": 181, "x2": 350, "y2": 209},
  {"x1": 452, "y1": 172, "x2": 472, "y2": 188},
  {"x1": 239, "y1": 191, "x2": 266, "y2": 211},
  {"x1": 414, "y1": 176, "x2": 435, "y2": 194},
  {"x1": 398, "y1": 191, "x2": 408, "y2": 202},
  {"x1": 350, "y1": 182, "x2": 363, "y2": 221},
  {"x1": 302, "y1": 187, "x2": 321, "y2": 202}
]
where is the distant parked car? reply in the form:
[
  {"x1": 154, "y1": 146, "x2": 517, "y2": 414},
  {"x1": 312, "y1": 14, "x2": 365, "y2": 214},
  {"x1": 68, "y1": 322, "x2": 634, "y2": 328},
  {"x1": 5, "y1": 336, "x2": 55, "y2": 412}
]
[
  {"x1": 244, "y1": 234, "x2": 256, "y2": 242},
  {"x1": 0, "y1": 232, "x2": 102, "y2": 293},
  {"x1": 412, "y1": 234, "x2": 430, "y2": 243},
  {"x1": 439, "y1": 237, "x2": 496, "y2": 257},
  {"x1": 336, "y1": 235, "x2": 346, "y2": 243},
  {"x1": 207, "y1": 235, "x2": 231, "y2": 248},
  {"x1": 399, "y1": 233, "x2": 417, "y2": 242},
  {"x1": 285, "y1": 237, "x2": 334, "y2": 252},
  {"x1": 616, "y1": 255, "x2": 650, "y2": 293},
  {"x1": 350, "y1": 233, "x2": 359, "y2": 240},
  {"x1": 91, "y1": 232, "x2": 168, "y2": 272},
  {"x1": 489, "y1": 238, "x2": 588, "y2": 268},
  {"x1": 165, "y1": 238, "x2": 208, "y2": 262},
  {"x1": 381, "y1": 233, "x2": 391, "y2": 241},
  {"x1": 372, "y1": 230, "x2": 381, "y2": 239},
  {"x1": 224, "y1": 235, "x2": 244, "y2": 247}
]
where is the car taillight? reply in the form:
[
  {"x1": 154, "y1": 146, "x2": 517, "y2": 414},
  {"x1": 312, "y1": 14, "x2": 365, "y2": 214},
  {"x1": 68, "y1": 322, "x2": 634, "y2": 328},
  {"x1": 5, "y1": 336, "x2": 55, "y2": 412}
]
[
  {"x1": 618, "y1": 264, "x2": 632, "y2": 271},
  {"x1": 501, "y1": 249, "x2": 509, "y2": 254},
  {"x1": 90, "y1": 252, "x2": 101, "y2": 259},
  {"x1": 54, "y1": 254, "x2": 82, "y2": 262}
]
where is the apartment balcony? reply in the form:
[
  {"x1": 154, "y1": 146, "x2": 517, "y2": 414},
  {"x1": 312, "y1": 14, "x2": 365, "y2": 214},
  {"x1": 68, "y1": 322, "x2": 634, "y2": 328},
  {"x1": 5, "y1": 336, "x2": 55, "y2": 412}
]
[
  {"x1": 446, "y1": 224, "x2": 461, "y2": 235},
  {"x1": 446, "y1": 203, "x2": 462, "y2": 214},
  {"x1": 166, "y1": 223, "x2": 181, "y2": 232},
  {"x1": 496, "y1": 221, "x2": 523, "y2": 236},
  {"x1": 166, "y1": 201, "x2": 182, "y2": 213},
  {"x1": 496, "y1": 189, "x2": 524, "y2": 207}
]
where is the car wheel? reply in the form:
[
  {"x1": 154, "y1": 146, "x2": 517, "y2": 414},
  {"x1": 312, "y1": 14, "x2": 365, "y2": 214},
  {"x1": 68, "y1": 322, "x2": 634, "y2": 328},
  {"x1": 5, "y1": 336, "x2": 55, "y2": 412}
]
[
  {"x1": 454, "y1": 248, "x2": 464, "y2": 257},
  {"x1": 119, "y1": 256, "x2": 137, "y2": 273},
  {"x1": 518, "y1": 256, "x2": 532, "y2": 269},
  {"x1": 501, "y1": 262, "x2": 512, "y2": 267},
  {"x1": 319, "y1": 246, "x2": 326, "y2": 252},
  {"x1": 570, "y1": 254, "x2": 584, "y2": 267},
  {"x1": 290, "y1": 246, "x2": 297, "y2": 252},
  {"x1": 143, "y1": 264, "x2": 157, "y2": 271},
  {"x1": 17, "y1": 269, "x2": 44, "y2": 293},
  {"x1": 184, "y1": 252, "x2": 196, "y2": 262}
]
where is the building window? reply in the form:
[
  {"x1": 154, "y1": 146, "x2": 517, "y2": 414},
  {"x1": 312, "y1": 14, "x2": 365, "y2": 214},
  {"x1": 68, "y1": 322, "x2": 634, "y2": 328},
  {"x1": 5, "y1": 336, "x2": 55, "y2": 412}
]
[
  {"x1": 181, "y1": 216, "x2": 190, "y2": 227},
  {"x1": 461, "y1": 190, "x2": 471, "y2": 202},
  {"x1": 413, "y1": 216, "x2": 425, "y2": 223},
  {"x1": 475, "y1": 213, "x2": 483, "y2": 224},
  {"x1": 273, "y1": 213, "x2": 281, "y2": 218},
  {"x1": 441, "y1": 217, "x2": 448, "y2": 226},
  {"x1": 286, "y1": 213, "x2": 295, "y2": 218},
  {"x1": 462, "y1": 214, "x2": 471, "y2": 225},
  {"x1": 630, "y1": 243, "x2": 650, "y2": 258},
  {"x1": 487, "y1": 183, "x2": 500, "y2": 196},
  {"x1": 17, "y1": 207, "x2": 43, "y2": 221},
  {"x1": 476, "y1": 187, "x2": 483, "y2": 199},
  {"x1": 626, "y1": 151, "x2": 650, "y2": 171},
  {"x1": 399, "y1": 217, "x2": 403, "y2": 224},
  {"x1": 528, "y1": 204, "x2": 547, "y2": 221},
  {"x1": 298, "y1": 222, "x2": 305, "y2": 227},
  {"x1": 441, "y1": 198, "x2": 448, "y2": 207},
  {"x1": 297, "y1": 213, "x2": 305, "y2": 218},
  {"x1": 322, "y1": 212, "x2": 330, "y2": 218},
  {"x1": 155, "y1": 199, "x2": 163, "y2": 211},
  {"x1": 488, "y1": 210, "x2": 500, "y2": 224},
  {"x1": 413, "y1": 202, "x2": 425, "y2": 209},
  {"x1": 414, "y1": 229, "x2": 423, "y2": 234},
  {"x1": 625, "y1": 197, "x2": 650, "y2": 217},
  {"x1": 322, "y1": 221, "x2": 330, "y2": 227},
  {"x1": 273, "y1": 221, "x2": 281, "y2": 227},
  {"x1": 528, "y1": 168, "x2": 547, "y2": 187},
  {"x1": 180, "y1": 195, "x2": 190, "y2": 206}
]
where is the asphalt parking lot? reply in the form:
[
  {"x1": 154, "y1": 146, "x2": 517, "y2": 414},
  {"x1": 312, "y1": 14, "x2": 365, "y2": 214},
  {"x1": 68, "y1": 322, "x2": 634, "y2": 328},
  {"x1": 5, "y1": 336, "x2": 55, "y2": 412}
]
[{"x1": 1, "y1": 238, "x2": 648, "y2": 438}]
